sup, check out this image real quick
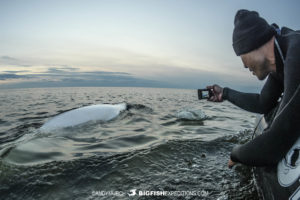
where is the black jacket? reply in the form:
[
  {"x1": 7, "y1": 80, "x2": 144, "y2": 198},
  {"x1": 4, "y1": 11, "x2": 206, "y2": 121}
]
[{"x1": 222, "y1": 27, "x2": 300, "y2": 166}]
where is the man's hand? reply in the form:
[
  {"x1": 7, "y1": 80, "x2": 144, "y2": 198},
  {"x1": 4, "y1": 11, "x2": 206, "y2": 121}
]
[
  {"x1": 228, "y1": 159, "x2": 236, "y2": 169},
  {"x1": 206, "y1": 84, "x2": 224, "y2": 102}
]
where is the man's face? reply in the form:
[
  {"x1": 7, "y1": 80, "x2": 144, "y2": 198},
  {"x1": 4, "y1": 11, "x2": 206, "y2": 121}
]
[{"x1": 240, "y1": 50, "x2": 271, "y2": 80}]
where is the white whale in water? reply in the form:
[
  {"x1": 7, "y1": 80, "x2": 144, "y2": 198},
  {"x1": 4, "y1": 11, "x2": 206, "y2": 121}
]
[
  {"x1": 40, "y1": 103, "x2": 127, "y2": 132},
  {"x1": 176, "y1": 108, "x2": 207, "y2": 120}
]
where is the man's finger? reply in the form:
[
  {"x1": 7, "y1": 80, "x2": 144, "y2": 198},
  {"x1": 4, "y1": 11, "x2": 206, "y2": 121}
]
[
  {"x1": 217, "y1": 94, "x2": 223, "y2": 102},
  {"x1": 228, "y1": 159, "x2": 236, "y2": 169},
  {"x1": 213, "y1": 96, "x2": 217, "y2": 102}
]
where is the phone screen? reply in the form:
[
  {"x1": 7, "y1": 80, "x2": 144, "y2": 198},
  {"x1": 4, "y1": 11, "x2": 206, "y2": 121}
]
[
  {"x1": 202, "y1": 90, "x2": 209, "y2": 99},
  {"x1": 198, "y1": 89, "x2": 211, "y2": 100}
]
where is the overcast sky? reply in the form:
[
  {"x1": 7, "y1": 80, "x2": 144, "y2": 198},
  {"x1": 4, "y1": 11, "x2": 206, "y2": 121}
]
[{"x1": 1, "y1": 0, "x2": 299, "y2": 90}]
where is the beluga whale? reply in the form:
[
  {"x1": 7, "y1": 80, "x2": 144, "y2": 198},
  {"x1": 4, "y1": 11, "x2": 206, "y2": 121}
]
[{"x1": 40, "y1": 103, "x2": 127, "y2": 132}]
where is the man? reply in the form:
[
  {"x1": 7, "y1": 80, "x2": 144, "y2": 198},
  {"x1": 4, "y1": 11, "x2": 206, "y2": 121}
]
[{"x1": 207, "y1": 9, "x2": 300, "y2": 168}]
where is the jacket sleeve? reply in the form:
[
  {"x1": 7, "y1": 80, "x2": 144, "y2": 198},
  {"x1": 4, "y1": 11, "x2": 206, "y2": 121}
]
[
  {"x1": 230, "y1": 47, "x2": 300, "y2": 166},
  {"x1": 230, "y1": 84, "x2": 300, "y2": 166},
  {"x1": 222, "y1": 74, "x2": 283, "y2": 114}
]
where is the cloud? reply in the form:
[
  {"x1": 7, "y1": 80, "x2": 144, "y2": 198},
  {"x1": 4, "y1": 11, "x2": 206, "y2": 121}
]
[
  {"x1": 46, "y1": 67, "x2": 69, "y2": 74},
  {"x1": 84, "y1": 71, "x2": 130, "y2": 76},
  {"x1": 1, "y1": 56, "x2": 18, "y2": 61},
  {"x1": 129, "y1": 64, "x2": 264, "y2": 92},
  {"x1": 0, "y1": 68, "x2": 173, "y2": 89},
  {"x1": 40, "y1": 67, "x2": 168, "y2": 87},
  {"x1": 0, "y1": 64, "x2": 263, "y2": 92},
  {"x1": 58, "y1": 66, "x2": 79, "y2": 71},
  {"x1": 33, "y1": 67, "x2": 131, "y2": 81},
  {"x1": 0, "y1": 55, "x2": 32, "y2": 67},
  {"x1": 45, "y1": 66, "x2": 80, "y2": 73},
  {"x1": 0, "y1": 56, "x2": 19, "y2": 64},
  {"x1": 0, "y1": 73, "x2": 27, "y2": 80},
  {"x1": 3, "y1": 70, "x2": 30, "y2": 73}
]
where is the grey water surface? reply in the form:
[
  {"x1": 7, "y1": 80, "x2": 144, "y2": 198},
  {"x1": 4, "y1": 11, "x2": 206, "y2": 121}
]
[{"x1": 0, "y1": 87, "x2": 259, "y2": 199}]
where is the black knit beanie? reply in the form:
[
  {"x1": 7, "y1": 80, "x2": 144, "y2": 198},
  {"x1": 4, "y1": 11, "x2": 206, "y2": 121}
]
[{"x1": 232, "y1": 9, "x2": 276, "y2": 56}]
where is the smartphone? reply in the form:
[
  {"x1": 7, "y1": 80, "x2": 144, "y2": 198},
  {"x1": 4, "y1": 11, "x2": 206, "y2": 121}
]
[{"x1": 197, "y1": 89, "x2": 213, "y2": 100}]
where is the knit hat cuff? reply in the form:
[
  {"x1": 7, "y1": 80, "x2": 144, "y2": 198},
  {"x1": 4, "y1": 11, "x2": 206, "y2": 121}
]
[{"x1": 233, "y1": 25, "x2": 276, "y2": 56}]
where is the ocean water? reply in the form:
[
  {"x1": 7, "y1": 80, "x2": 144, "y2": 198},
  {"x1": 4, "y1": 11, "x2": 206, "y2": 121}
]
[{"x1": 0, "y1": 87, "x2": 259, "y2": 199}]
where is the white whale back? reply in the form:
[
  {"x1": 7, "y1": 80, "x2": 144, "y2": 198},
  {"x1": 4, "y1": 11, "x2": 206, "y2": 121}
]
[{"x1": 40, "y1": 103, "x2": 126, "y2": 132}]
